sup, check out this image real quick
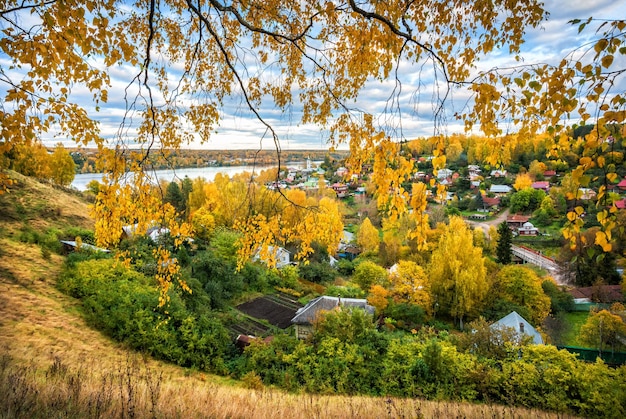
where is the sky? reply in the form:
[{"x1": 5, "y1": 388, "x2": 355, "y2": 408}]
[{"x1": 2, "y1": 0, "x2": 624, "y2": 151}]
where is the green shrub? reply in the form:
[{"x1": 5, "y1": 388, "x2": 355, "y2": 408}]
[{"x1": 58, "y1": 259, "x2": 230, "y2": 373}]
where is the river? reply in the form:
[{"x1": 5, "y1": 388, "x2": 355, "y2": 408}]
[{"x1": 71, "y1": 162, "x2": 315, "y2": 191}]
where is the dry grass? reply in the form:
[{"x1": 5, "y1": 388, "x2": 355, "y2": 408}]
[
  {"x1": 1, "y1": 352, "x2": 578, "y2": 419},
  {"x1": 0, "y1": 173, "x2": 580, "y2": 418}
]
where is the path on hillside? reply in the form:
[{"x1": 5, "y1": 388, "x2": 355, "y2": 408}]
[{"x1": 465, "y1": 208, "x2": 510, "y2": 236}]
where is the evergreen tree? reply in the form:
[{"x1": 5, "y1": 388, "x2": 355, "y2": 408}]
[
  {"x1": 496, "y1": 221, "x2": 512, "y2": 264},
  {"x1": 475, "y1": 190, "x2": 484, "y2": 211},
  {"x1": 165, "y1": 181, "x2": 185, "y2": 214}
]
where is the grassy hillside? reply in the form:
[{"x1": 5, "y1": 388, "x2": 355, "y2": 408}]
[{"x1": 0, "y1": 171, "x2": 577, "y2": 418}]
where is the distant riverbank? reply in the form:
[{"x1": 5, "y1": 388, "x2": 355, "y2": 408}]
[{"x1": 71, "y1": 161, "x2": 317, "y2": 190}]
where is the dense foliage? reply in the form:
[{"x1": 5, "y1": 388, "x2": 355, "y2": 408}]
[
  {"x1": 56, "y1": 243, "x2": 626, "y2": 418},
  {"x1": 58, "y1": 256, "x2": 230, "y2": 373}
]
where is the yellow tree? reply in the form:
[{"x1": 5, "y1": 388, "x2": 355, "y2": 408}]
[
  {"x1": 5, "y1": 0, "x2": 623, "y2": 294},
  {"x1": 428, "y1": 216, "x2": 488, "y2": 329},
  {"x1": 528, "y1": 160, "x2": 547, "y2": 179},
  {"x1": 388, "y1": 260, "x2": 431, "y2": 314},
  {"x1": 357, "y1": 217, "x2": 380, "y2": 254},
  {"x1": 190, "y1": 206, "x2": 216, "y2": 241},
  {"x1": 367, "y1": 284, "x2": 390, "y2": 315},
  {"x1": 188, "y1": 177, "x2": 209, "y2": 214},
  {"x1": 513, "y1": 173, "x2": 533, "y2": 191},
  {"x1": 49, "y1": 143, "x2": 76, "y2": 186},
  {"x1": 580, "y1": 309, "x2": 626, "y2": 354},
  {"x1": 491, "y1": 265, "x2": 551, "y2": 325}
]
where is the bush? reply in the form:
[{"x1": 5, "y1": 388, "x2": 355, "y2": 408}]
[
  {"x1": 299, "y1": 261, "x2": 337, "y2": 283},
  {"x1": 58, "y1": 259, "x2": 230, "y2": 373}
]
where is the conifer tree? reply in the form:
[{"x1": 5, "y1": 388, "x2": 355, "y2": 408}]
[{"x1": 496, "y1": 221, "x2": 513, "y2": 265}]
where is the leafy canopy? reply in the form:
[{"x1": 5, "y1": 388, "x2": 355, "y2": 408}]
[{"x1": 3, "y1": 1, "x2": 625, "y2": 295}]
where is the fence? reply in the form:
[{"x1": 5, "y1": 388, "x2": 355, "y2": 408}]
[{"x1": 557, "y1": 345, "x2": 626, "y2": 366}]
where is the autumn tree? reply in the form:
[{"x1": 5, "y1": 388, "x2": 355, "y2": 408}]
[
  {"x1": 353, "y1": 261, "x2": 388, "y2": 292},
  {"x1": 557, "y1": 227, "x2": 621, "y2": 287},
  {"x1": 488, "y1": 265, "x2": 551, "y2": 325},
  {"x1": 357, "y1": 217, "x2": 380, "y2": 254},
  {"x1": 387, "y1": 260, "x2": 431, "y2": 313},
  {"x1": 513, "y1": 173, "x2": 533, "y2": 191},
  {"x1": 579, "y1": 309, "x2": 626, "y2": 354},
  {"x1": 49, "y1": 144, "x2": 76, "y2": 186},
  {"x1": 3, "y1": 0, "x2": 624, "y2": 296},
  {"x1": 428, "y1": 216, "x2": 488, "y2": 329},
  {"x1": 528, "y1": 160, "x2": 547, "y2": 179}
]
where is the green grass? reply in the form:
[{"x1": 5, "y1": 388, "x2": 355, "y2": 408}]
[{"x1": 561, "y1": 311, "x2": 589, "y2": 347}]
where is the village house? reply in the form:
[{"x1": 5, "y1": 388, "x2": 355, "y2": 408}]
[
  {"x1": 517, "y1": 221, "x2": 539, "y2": 236},
  {"x1": 291, "y1": 296, "x2": 375, "y2": 340},
  {"x1": 60, "y1": 240, "x2": 110, "y2": 254},
  {"x1": 436, "y1": 168, "x2": 453, "y2": 180},
  {"x1": 531, "y1": 181, "x2": 550, "y2": 192},
  {"x1": 490, "y1": 169, "x2": 507, "y2": 178},
  {"x1": 491, "y1": 311, "x2": 543, "y2": 344},
  {"x1": 122, "y1": 223, "x2": 170, "y2": 242},
  {"x1": 489, "y1": 184, "x2": 512, "y2": 195},
  {"x1": 568, "y1": 285, "x2": 624, "y2": 304},
  {"x1": 614, "y1": 198, "x2": 626, "y2": 210},
  {"x1": 331, "y1": 182, "x2": 349, "y2": 198},
  {"x1": 578, "y1": 188, "x2": 597, "y2": 200},
  {"x1": 335, "y1": 166, "x2": 349, "y2": 178},
  {"x1": 506, "y1": 214, "x2": 531, "y2": 229},
  {"x1": 253, "y1": 246, "x2": 291, "y2": 269},
  {"x1": 468, "y1": 165, "x2": 481, "y2": 177},
  {"x1": 482, "y1": 196, "x2": 501, "y2": 211}
]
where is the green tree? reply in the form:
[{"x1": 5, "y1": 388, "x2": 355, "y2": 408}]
[
  {"x1": 496, "y1": 221, "x2": 513, "y2": 265},
  {"x1": 541, "y1": 280, "x2": 574, "y2": 315},
  {"x1": 579, "y1": 309, "x2": 626, "y2": 354},
  {"x1": 489, "y1": 265, "x2": 551, "y2": 325},
  {"x1": 353, "y1": 260, "x2": 388, "y2": 292},
  {"x1": 429, "y1": 216, "x2": 488, "y2": 329},
  {"x1": 165, "y1": 181, "x2": 185, "y2": 214},
  {"x1": 510, "y1": 188, "x2": 545, "y2": 213}
]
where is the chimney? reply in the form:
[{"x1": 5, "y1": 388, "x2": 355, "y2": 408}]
[{"x1": 519, "y1": 322, "x2": 525, "y2": 334}]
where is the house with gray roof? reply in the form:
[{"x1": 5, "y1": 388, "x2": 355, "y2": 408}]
[
  {"x1": 489, "y1": 184, "x2": 512, "y2": 195},
  {"x1": 291, "y1": 296, "x2": 375, "y2": 340},
  {"x1": 490, "y1": 311, "x2": 543, "y2": 344}
]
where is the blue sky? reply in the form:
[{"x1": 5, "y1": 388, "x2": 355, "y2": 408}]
[{"x1": 2, "y1": 0, "x2": 623, "y2": 151}]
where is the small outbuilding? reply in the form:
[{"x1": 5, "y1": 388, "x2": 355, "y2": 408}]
[{"x1": 291, "y1": 296, "x2": 375, "y2": 340}]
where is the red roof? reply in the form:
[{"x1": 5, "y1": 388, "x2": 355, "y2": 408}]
[
  {"x1": 615, "y1": 198, "x2": 626, "y2": 209},
  {"x1": 618, "y1": 178, "x2": 626, "y2": 189},
  {"x1": 507, "y1": 214, "x2": 530, "y2": 223},
  {"x1": 544, "y1": 170, "x2": 557, "y2": 177},
  {"x1": 568, "y1": 285, "x2": 624, "y2": 303},
  {"x1": 483, "y1": 196, "x2": 501, "y2": 207},
  {"x1": 531, "y1": 181, "x2": 550, "y2": 190}
]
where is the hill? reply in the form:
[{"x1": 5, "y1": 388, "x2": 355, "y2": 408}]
[{"x1": 0, "y1": 172, "x2": 575, "y2": 418}]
